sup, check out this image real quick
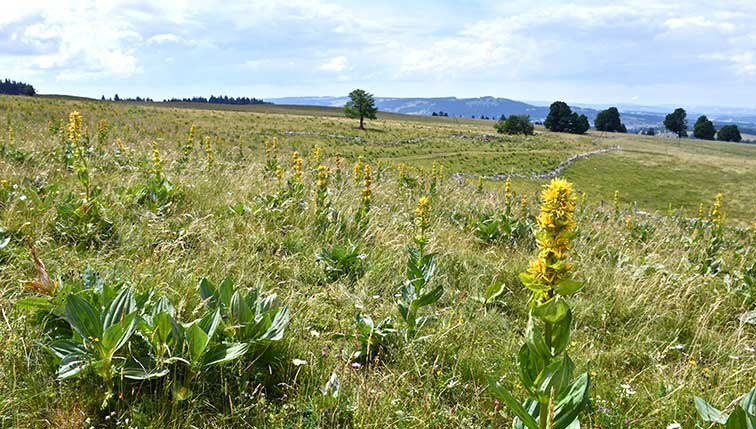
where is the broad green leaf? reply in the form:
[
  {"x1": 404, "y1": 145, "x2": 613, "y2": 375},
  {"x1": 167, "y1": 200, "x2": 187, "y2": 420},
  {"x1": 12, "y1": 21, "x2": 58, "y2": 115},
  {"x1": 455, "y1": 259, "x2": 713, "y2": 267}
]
[
  {"x1": 694, "y1": 396, "x2": 728, "y2": 424},
  {"x1": 203, "y1": 343, "x2": 248, "y2": 367},
  {"x1": 187, "y1": 323, "x2": 210, "y2": 364},
  {"x1": 488, "y1": 378, "x2": 539, "y2": 429},
  {"x1": 740, "y1": 387, "x2": 756, "y2": 415},
  {"x1": 198, "y1": 278, "x2": 216, "y2": 305},
  {"x1": 103, "y1": 287, "x2": 135, "y2": 329},
  {"x1": 414, "y1": 285, "x2": 443, "y2": 308},
  {"x1": 122, "y1": 357, "x2": 170, "y2": 380},
  {"x1": 102, "y1": 312, "x2": 137, "y2": 354},
  {"x1": 518, "y1": 343, "x2": 543, "y2": 395},
  {"x1": 48, "y1": 339, "x2": 87, "y2": 359},
  {"x1": 554, "y1": 278, "x2": 584, "y2": 296},
  {"x1": 230, "y1": 291, "x2": 253, "y2": 326},
  {"x1": 218, "y1": 277, "x2": 235, "y2": 309},
  {"x1": 725, "y1": 407, "x2": 748, "y2": 429},
  {"x1": 16, "y1": 296, "x2": 52, "y2": 312},
  {"x1": 553, "y1": 372, "x2": 591, "y2": 429},
  {"x1": 65, "y1": 294, "x2": 102, "y2": 341},
  {"x1": 536, "y1": 353, "x2": 575, "y2": 400},
  {"x1": 198, "y1": 309, "x2": 221, "y2": 339},
  {"x1": 58, "y1": 352, "x2": 88, "y2": 379},
  {"x1": 519, "y1": 272, "x2": 550, "y2": 293},
  {"x1": 550, "y1": 309, "x2": 572, "y2": 355},
  {"x1": 532, "y1": 296, "x2": 570, "y2": 324},
  {"x1": 260, "y1": 305, "x2": 289, "y2": 341},
  {"x1": 525, "y1": 315, "x2": 551, "y2": 359}
]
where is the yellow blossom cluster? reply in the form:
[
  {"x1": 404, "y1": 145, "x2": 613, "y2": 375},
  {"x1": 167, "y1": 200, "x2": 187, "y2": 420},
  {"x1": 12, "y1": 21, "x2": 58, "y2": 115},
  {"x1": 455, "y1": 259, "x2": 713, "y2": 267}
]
[
  {"x1": 67, "y1": 111, "x2": 83, "y2": 144},
  {"x1": 527, "y1": 178, "x2": 577, "y2": 291},
  {"x1": 292, "y1": 151, "x2": 303, "y2": 181}
]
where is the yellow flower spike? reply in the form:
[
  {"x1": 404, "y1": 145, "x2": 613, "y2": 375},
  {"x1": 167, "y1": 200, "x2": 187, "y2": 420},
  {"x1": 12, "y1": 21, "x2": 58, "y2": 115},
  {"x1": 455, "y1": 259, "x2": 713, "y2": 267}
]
[
  {"x1": 203, "y1": 136, "x2": 214, "y2": 167},
  {"x1": 710, "y1": 193, "x2": 723, "y2": 225},
  {"x1": 353, "y1": 156, "x2": 363, "y2": 182},
  {"x1": 526, "y1": 178, "x2": 578, "y2": 299},
  {"x1": 613, "y1": 190, "x2": 620, "y2": 216},
  {"x1": 520, "y1": 194, "x2": 528, "y2": 212},
  {"x1": 67, "y1": 111, "x2": 83, "y2": 144},
  {"x1": 292, "y1": 151, "x2": 303, "y2": 182},
  {"x1": 698, "y1": 203, "x2": 704, "y2": 219},
  {"x1": 504, "y1": 177, "x2": 513, "y2": 206},
  {"x1": 362, "y1": 164, "x2": 372, "y2": 210},
  {"x1": 151, "y1": 145, "x2": 163, "y2": 179},
  {"x1": 275, "y1": 165, "x2": 283, "y2": 185}
]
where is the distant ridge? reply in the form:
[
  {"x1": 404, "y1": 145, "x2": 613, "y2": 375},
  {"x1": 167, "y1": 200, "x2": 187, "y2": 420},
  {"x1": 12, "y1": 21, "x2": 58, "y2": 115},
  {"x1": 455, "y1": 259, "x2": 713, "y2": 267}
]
[{"x1": 269, "y1": 95, "x2": 756, "y2": 133}]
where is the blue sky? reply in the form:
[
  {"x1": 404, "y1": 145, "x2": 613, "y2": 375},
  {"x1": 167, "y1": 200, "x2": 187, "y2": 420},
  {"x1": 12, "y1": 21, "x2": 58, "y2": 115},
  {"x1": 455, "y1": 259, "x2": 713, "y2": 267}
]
[{"x1": 2, "y1": 0, "x2": 756, "y2": 108}]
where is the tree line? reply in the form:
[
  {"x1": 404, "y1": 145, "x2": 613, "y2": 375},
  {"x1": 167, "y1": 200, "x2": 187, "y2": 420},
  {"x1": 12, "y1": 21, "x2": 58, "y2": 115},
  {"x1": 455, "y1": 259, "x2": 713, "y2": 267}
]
[
  {"x1": 0, "y1": 79, "x2": 36, "y2": 96},
  {"x1": 665, "y1": 108, "x2": 742, "y2": 142},
  {"x1": 98, "y1": 94, "x2": 266, "y2": 105}
]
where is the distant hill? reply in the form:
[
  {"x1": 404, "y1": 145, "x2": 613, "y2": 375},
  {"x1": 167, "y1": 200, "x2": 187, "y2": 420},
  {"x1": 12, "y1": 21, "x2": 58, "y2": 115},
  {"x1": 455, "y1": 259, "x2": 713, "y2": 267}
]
[{"x1": 269, "y1": 96, "x2": 756, "y2": 134}]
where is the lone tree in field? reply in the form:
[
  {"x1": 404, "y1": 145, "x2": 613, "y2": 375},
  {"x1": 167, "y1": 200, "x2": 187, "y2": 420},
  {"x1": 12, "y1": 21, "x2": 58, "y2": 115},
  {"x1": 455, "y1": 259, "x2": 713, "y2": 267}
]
[
  {"x1": 594, "y1": 107, "x2": 627, "y2": 133},
  {"x1": 495, "y1": 115, "x2": 534, "y2": 135},
  {"x1": 693, "y1": 115, "x2": 716, "y2": 140},
  {"x1": 664, "y1": 108, "x2": 688, "y2": 138},
  {"x1": 544, "y1": 101, "x2": 590, "y2": 134},
  {"x1": 717, "y1": 124, "x2": 742, "y2": 142},
  {"x1": 344, "y1": 89, "x2": 378, "y2": 130}
]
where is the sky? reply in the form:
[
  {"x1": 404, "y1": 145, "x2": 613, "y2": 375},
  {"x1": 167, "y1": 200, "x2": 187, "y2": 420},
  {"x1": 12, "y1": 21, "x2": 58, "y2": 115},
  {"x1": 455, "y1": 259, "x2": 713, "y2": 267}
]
[{"x1": 2, "y1": 0, "x2": 756, "y2": 108}]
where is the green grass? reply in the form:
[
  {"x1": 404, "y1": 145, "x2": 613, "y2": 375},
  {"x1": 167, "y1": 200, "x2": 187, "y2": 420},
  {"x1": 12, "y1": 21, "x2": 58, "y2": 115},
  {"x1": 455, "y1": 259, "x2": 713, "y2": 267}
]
[{"x1": 0, "y1": 94, "x2": 754, "y2": 428}]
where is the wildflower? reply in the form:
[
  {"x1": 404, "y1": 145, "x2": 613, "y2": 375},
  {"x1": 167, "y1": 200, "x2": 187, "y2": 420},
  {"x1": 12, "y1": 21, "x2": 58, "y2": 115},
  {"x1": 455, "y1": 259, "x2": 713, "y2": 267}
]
[
  {"x1": 520, "y1": 194, "x2": 528, "y2": 212},
  {"x1": 151, "y1": 145, "x2": 163, "y2": 179},
  {"x1": 292, "y1": 151, "x2": 303, "y2": 182},
  {"x1": 67, "y1": 111, "x2": 83, "y2": 144},
  {"x1": 504, "y1": 177, "x2": 513, "y2": 207},
  {"x1": 115, "y1": 138, "x2": 126, "y2": 152},
  {"x1": 203, "y1": 136, "x2": 213, "y2": 167},
  {"x1": 350, "y1": 362, "x2": 362, "y2": 369},
  {"x1": 477, "y1": 176, "x2": 483, "y2": 193},
  {"x1": 581, "y1": 192, "x2": 587, "y2": 208},
  {"x1": 710, "y1": 193, "x2": 723, "y2": 225},
  {"x1": 613, "y1": 190, "x2": 620, "y2": 217},
  {"x1": 525, "y1": 178, "x2": 578, "y2": 305},
  {"x1": 620, "y1": 383, "x2": 636, "y2": 397},
  {"x1": 698, "y1": 203, "x2": 704, "y2": 219},
  {"x1": 414, "y1": 196, "x2": 432, "y2": 246},
  {"x1": 362, "y1": 164, "x2": 372, "y2": 213},
  {"x1": 335, "y1": 153, "x2": 343, "y2": 179},
  {"x1": 275, "y1": 165, "x2": 283, "y2": 185},
  {"x1": 311, "y1": 145, "x2": 322, "y2": 165},
  {"x1": 353, "y1": 156, "x2": 363, "y2": 182},
  {"x1": 625, "y1": 215, "x2": 633, "y2": 229},
  {"x1": 1, "y1": 179, "x2": 8, "y2": 190},
  {"x1": 292, "y1": 359, "x2": 307, "y2": 366},
  {"x1": 316, "y1": 164, "x2": 329, "y2": 209}
]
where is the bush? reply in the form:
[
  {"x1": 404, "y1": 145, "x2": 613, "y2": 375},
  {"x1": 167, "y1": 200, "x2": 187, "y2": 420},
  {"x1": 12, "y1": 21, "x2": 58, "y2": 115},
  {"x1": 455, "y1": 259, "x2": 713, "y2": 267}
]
[
  {"x1": 495, "y1": 115, "x2": 534, "y2": 135},
  {"x1": 717, "y1": 124, "x2": 742, "y2": 142}
]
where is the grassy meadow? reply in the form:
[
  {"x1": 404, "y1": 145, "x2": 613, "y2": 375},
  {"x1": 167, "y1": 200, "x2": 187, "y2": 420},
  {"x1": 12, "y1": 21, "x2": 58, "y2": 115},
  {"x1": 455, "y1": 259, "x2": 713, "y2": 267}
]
[{"x1": 0, "y1": 94, "x2": 755, "y2": 428}]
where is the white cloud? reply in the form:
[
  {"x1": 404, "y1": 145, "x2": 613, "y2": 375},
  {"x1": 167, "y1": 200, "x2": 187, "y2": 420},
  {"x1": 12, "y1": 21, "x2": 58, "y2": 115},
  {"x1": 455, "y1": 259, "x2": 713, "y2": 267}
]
[
  {"x1": 147, "y1": 33, "x2": 185, "y2": 45},
  {"x1": 320, "y1": 56, "x2": 348, "y2": 72}
]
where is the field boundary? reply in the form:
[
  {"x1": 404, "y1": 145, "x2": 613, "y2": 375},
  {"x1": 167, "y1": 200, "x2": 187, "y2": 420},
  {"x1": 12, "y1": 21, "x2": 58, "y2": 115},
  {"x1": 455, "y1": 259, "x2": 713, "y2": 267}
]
[{"x1": 452, "y1": 145, "x2": 621, "y2": 180}]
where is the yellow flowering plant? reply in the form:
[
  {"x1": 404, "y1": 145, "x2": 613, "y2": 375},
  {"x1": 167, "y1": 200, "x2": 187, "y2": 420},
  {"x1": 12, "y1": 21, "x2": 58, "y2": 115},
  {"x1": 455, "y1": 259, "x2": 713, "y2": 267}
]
[
  {"x1": 490, "y1": 178, "x2": 590, "y2": 429},
  {"x1": 397, "y1": 196, "x2": 442, "y2": 339},
  {"x1": 134, "y1": 144, "x2": 177, "y2": 211}
]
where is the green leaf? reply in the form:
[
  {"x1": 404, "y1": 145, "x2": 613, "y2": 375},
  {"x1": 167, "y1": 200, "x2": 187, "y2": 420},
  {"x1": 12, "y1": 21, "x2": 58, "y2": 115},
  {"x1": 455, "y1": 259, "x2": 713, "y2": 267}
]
[
  {"x1": 260, "y1": 305, "x2": 289, "y2": 341},
  {"x1": 58, "y1": 352, "x2": 88, "y2": 379},
  {"x1": 122, "y1": 357, "x2": 170, "y2": 380},
  {"x1": 103, "y1": 287, "x2": 135, "y2": 329},
  {"x1": 229, "y1": 291, "x2": 253, "y2": 326},
  {"x1": 187, "y1": 323, "x2": 210, "y2": 364},
  {"x1": 218, "y1": 277, "x2": 235, "y2": 309},
  {"x1": 695, "y1": 396, "x2": 728, "y2": 423},
  {"x1": 48, "y1": 339, "x2": 87, "y2": 359},
  {"x1": 203, "y1": 343, "x2": 248, "y2": 367},
  {"x1": 519, "y1": 272, "x2": 550, "y2": 293},
  {"x1": 554, "y1": 278, "x2": 584, "y2": 296},
  {"x1": 550, "y1": 309, "x2": 572, "y2": 355},
  {"x1": 65, "y1": 294, "x2": 102, "y2": 340},
  {"x1": 198, "y1": 309, "x2": 221, "y2": 339},
  {"x1": 536, "y1": 353, "x2": 575, "y2": 400},
  {"x1": 198, "y1": 278, "x2": 216, "y2": 305},
  {"x1": 740, "y1": 387, "x2": 756, "y2": 415},
  {"x1": 487, "y1": 378, "x2": 539, "y2": 429},
  {"x1": 518, "y1": 343, "x2": 543, "y2": 395},
  {"x1": 102, "y1": 312, "x2": 137, "y2": 354},
  {"x1": 414, "y1": 285, "x2": 443, "y2": 308},
  {"x1": 725, "y1": 407, "x2": 749, "y2": 429},
  {"x1": 553, "y1": 372, "x2": 591, "y2": 429},
  {"x1": 16, "y1": 296, "x2": 52, "y2": 312},
  {"x1": 532, "y1": 296, "x2": 570, "y2": 324},
  {"x1": 484, "y1": 280, "x2": 506, "y2": 304}
]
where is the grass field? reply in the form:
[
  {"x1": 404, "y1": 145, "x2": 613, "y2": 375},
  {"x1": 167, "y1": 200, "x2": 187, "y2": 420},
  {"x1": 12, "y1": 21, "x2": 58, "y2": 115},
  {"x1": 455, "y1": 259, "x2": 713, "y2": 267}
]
[{"x1": 0, "y1": 94, "x2": 754, "y2": 428}]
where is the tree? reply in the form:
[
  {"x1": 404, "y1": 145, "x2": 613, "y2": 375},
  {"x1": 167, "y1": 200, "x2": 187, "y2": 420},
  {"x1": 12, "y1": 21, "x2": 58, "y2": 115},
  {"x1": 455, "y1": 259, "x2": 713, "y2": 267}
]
[
  {"x1": 495, "y1": 115, "x2": 534, "y2": 135},
  {"x1": 594, "y1": 107, "x2": 627, "y2": 133},
  {"x1": 664, "y1": 108, "x2": 687, "y2": 138},
  {"x1": 717, "y1": 124, "x2": 742, "y2": 142},
  {"x1": 544, "y1": 101, "x2": 589, "y2": 134},
  {"x1": 572, "y1": 113, "x2": 590, "y2": 134},
  {"x1": 344, "y1": 89, "x2": 378, "y2": 130},
  {"x1": 693, "y1": 115, "x2": 716, "y2": 140}
]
